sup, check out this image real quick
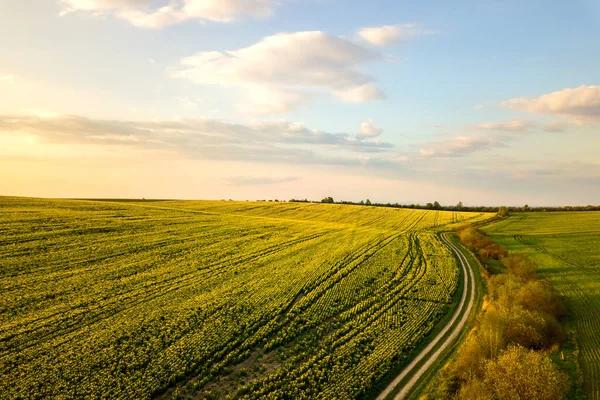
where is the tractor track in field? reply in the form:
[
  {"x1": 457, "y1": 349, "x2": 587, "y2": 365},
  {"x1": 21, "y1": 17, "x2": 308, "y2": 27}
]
[{"x1": 376, "y1": 232, "x2": 476, "y2": 400}]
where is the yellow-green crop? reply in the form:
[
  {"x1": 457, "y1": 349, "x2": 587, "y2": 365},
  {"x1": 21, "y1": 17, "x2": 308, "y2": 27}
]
[{"x1": 0, "y1": 197, "x2": 493, "y2": 399}]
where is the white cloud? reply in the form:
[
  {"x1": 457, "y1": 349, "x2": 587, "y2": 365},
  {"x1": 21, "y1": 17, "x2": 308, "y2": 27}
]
[
  {"x1": 170, "y1": 31, "x2": 385, "y2": 112},
  {"x1": 469, "y1": 119, "x2": 534, "y2": 132},
  {"x1": 237, "y1": 88, "x2": 314, "y2": 115},
  {"x1": 420, "y1": 135, "x2": 506, "y2": 157},
  {"x1": 357, "y1": 118, "x2": 383, "y2": 139},
  {"x1": 337, "y1": 83, "x2": 385, "y2": 103},
  {"x1": 58, "y1": 0, "x2": 275, "y2": 28},
  {"x1": 501, "y1": 85, "x2": 600, "y2": 123},
  {"x1": 358, "y1": 24, "x2": 436, "y2": 47},
  {"x1": 183, "y1": 0, "x2": 273, "y2": 22}
]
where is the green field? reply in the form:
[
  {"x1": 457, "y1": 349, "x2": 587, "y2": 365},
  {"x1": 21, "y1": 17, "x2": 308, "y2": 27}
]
[
  {"x1": 484, "y1": 212, "x2": 600, "y2": 400},
  {"x1": 0, "y1": 197, "x2": 492, "y2": 399}
]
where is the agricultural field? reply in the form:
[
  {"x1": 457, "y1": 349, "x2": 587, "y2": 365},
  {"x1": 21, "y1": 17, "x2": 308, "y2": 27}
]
[
  {"x1": 0, "y1": 197, "x2": 492, "y2": 399},
  {"x1": 484, "y1": 212, "x2": 600, "y2": 400}
]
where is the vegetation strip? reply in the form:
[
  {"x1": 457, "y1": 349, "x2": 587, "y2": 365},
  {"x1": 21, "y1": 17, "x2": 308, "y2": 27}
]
[
  {"x1": 438, "y1": 224, "x2": 573, "y2": 399},
  {"x1": 483, "y1": 211, "x2": 600, "y2": 400}
]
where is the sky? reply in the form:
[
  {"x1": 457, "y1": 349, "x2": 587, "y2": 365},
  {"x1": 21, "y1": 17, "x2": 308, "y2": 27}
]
[{"x1": 0, "y1": 0, "x2": 599, "y2": 206}]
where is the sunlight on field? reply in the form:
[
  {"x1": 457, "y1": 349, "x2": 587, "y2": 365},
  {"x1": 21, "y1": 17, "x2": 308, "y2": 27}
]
[{"x1": 0, "y1": 197, "x2": 492, "y2": 399}]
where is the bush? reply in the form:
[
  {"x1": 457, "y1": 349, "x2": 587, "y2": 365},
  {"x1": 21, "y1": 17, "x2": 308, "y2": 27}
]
[
  {"x1": 455, "y1": 377, "x2": 493, "y2": 399},
  {"x1": 503, "y1": 254, "x2": 537, "y2": 281},
  {"x1": 451, "y1": 336, "x2": 489, "y2": 381},
  {"x1": 483, "y1": 346, "x2": 569, "y2": 400},
  {"x1": 485, "y1": 277, "x2": 567, "y2": 349},
  {"x1": 515, "y1": 280, "x2": 566, "y2": 319},
  {"x1": 457, "y1": 227, "x2": 508, "y2": 265}
]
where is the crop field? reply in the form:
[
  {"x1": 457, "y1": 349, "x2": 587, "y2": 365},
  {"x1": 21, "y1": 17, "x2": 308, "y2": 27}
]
[
  {"x1": 484, "y1": 212, "x2": 600, "y2": 400},
  {"x1": 0, "y1": 197, "x2": 492, "y2": 399}
]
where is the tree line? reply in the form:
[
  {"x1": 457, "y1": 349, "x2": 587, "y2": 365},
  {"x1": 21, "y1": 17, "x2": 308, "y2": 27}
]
[
  {"x1": 432, "y1": 226, "x2": 571, "y2": 399},
  {"x1": 287, "y1": 198, "x2": 600, "y2": 212}
]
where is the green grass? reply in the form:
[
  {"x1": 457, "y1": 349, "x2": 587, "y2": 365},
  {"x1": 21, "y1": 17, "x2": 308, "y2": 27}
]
[
  {"x1": 0, "y1": 197, "x2": 494, "y2": 399},
  {"x1": 484, "y1": 212, "x2": 600, "y2": 400}
]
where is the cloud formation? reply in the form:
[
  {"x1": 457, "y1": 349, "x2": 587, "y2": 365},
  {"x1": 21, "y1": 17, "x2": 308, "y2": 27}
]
[
  {"x1": 358, "y1": 24, "x2": 436, "y2": 47},
  {"x1": 543, "y1": 121, "x2": 570, "y2": 133},
  {"x1": 357, "y1": 118, "x2": 383, "y2": 139},
  {"x1": 169, "y1": 31, "x2": 385, "y2": 112},
  {"x1": 469, "y1": 119, "x2": 534, "y2": 132},
  {"x1": 502, "y1": 85, "x2": 600, "y2": 123},
  {"x1": 3, "y1": 113, "x2": 598, "y2": 205},
  {"x1": 419, "y1": 116, "x2": 577, "y2": 159},
  {"x1": 59, "y1": 0, "x2": 275, "y2": 28},
  {"x1": 0, "y1": 114, "x2": 394, "y2": 166},
  {"x1": 419, "y1": 134, "x2": 506, "y2": 157},
  {"x1": 237, "y1": 88, "x2": 314, "y2": 115}
]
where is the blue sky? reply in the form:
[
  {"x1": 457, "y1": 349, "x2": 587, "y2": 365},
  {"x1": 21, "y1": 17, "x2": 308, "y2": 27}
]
[{"x1": 1, "y1": 0, "x2": 599, "y2": 205}]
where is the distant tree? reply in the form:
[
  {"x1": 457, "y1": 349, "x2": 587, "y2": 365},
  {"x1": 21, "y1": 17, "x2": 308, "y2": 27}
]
[
  {"x1": 523, "y1": 204, "x2": 530, "y2": 212},
  {"x1": 497, "y1": 206, "x2": 509, "y2": 218},
  {"x1": 321, "y1": 196, "x2": 334, "y2": 203},
  {"x1": 456, "y1": 201, "x2": 464, "y2": 210},
  {"x1": 426, "y1": 202, "x2": 434, "y2": 209},
  {"x1": 365, "y1": 199, "x2": 372, "y2": 206},
  {"x1": 433, "y1": 201, "x2": 441, "y2": 210}
]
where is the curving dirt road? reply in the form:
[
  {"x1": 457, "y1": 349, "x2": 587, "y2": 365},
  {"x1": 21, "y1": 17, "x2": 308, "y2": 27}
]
[{"x1": 376, "y1": 232, "x2": 476, "y2": 400}]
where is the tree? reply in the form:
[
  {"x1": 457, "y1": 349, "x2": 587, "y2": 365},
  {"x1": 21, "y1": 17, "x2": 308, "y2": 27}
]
[
  {"x1": 321, "y1": 196, "x2": 334, "y2": 203},
  {"x1": 451, "y1": 336, "x2": 490, "y2": 380},
  {"x1": 503, "y1": 254, "x2": 537, "y2": 281},
  {"x1": 426, "y1": 202, "x2": 434, "y2": 209},
  {"x1": 500, "y1": 305, "x2": 546, "y2": 349},
  {"x1": 497, "y1": 206, "x2": 509, "y2": 217},
  {"x1": 433, "y1": 201, "x2": 441, "y2": 210},
  {"x1": 456, "y1": 201, "x2": 464, "y2": 210},
  {"x1": 483, "y1": 346, "x2": 569, "y2": 400},
  {"x1": 365, "y1": 199, "x2": 372, "y2": 205},
  {"x1": 456, "y1": 378, "x2": 493, "y2": 400},
  {"x1": 514, "y1": 280, "x2": 566, "y2": 319}
]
